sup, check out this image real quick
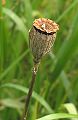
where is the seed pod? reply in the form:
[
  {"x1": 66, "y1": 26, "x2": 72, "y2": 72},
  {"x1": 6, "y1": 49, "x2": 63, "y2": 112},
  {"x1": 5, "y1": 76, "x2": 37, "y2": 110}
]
[{"x1": 29, "y1": 18, "x2": 59, "y2": 63}]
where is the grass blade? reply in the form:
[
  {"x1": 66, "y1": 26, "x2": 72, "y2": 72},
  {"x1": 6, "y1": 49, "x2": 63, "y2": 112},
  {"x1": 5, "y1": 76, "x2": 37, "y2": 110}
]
[
  {"x1": 0, "y1": 50, "x2": 29, "y2": 80},
  {"x1": 0, "y1": 83, "x2": 53, "y2": 113},
  {"x1": 56, "y1": 0, "x2": 78, "y2": 22},
  {"x1": 3, "y1": 7, "x2": 28, "y2": 41},
  {"x1": 51, "y1": 12, "x2": 78, "y2": 80},
  {"x1": 0, "y1": 98, "x2": 23, "y2": 114},
  {"x1": 36, "y1": 113, "x2": 78, "y2": 120}
]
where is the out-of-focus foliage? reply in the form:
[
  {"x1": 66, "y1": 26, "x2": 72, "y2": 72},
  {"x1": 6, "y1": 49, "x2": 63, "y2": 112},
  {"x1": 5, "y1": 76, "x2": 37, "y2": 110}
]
[{"x1": 0, "y1": 0, "x2": 78, "y2": 120}]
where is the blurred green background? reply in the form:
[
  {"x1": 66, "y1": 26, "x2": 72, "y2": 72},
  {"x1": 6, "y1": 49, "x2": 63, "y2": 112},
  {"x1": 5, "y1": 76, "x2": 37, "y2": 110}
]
[{"x1": 0, "y1": 0, "x2": 78, "y2": 120}]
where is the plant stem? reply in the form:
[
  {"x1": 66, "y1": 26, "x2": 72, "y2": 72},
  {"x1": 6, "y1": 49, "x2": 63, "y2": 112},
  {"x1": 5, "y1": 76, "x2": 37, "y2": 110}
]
[{"x1": 22, "y1": 62, "x2": 40, "y2": 120}]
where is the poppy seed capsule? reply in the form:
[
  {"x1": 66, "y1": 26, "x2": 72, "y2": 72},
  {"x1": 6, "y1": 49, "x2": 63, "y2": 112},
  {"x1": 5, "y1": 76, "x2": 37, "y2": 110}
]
[{"x1": 29, "y1": 18, "x2": 59, "y2": 63}]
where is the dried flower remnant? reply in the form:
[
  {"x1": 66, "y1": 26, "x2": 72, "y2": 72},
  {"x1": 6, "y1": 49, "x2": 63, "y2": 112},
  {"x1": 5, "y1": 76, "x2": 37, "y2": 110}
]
[
  {"x1": 22, "y1": 18, "x2": 59, "y2": 120},
  {"x1": 29, "y1": 18, "x2": 59, "y2": 63}
]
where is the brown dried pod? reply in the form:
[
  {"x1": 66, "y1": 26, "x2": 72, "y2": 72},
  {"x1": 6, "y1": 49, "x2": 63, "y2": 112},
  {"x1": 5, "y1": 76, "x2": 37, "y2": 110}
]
[
  {"x1": 29, "y1": 18, "x2": 59, "y2": 63},
  {"x1": 22, "y1": 18, "x2": 59, "y2": 120}
]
